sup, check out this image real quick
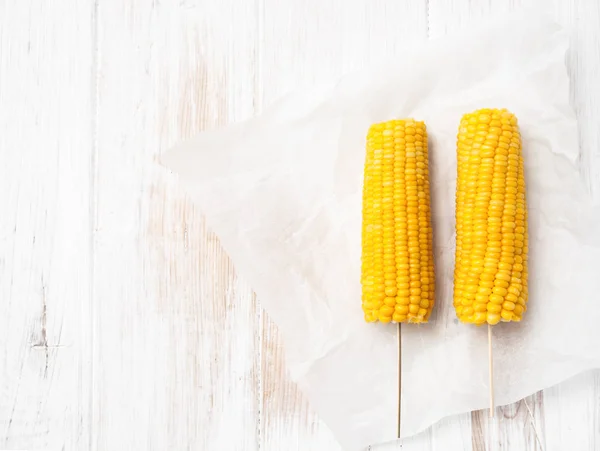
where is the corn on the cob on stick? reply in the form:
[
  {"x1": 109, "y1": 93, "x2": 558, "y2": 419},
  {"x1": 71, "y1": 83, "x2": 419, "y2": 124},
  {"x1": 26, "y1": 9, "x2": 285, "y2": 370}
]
[
  {"x1": 453, "y1": 108, "x2": 528, "y2": 325},
  {"x1": 361, "y1": 119, "x2": 435, "y2": 324}
]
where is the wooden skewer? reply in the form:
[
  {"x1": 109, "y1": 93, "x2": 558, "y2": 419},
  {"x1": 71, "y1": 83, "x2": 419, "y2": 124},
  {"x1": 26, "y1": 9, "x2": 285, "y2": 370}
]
[
  {"x1": 397, "y1": 322, "x2": 402, "y2": 439},
  {"x1": 488, "y1": 323, "x2": 495, "y2": 418}
]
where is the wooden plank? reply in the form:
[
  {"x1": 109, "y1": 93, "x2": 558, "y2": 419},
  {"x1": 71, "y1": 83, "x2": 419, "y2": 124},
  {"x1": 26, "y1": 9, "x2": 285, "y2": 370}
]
[
  {"x1": 0, "y1": 1, "x2": 93, "y2": 449},
  {"x1": 93, "y1": 1, "x2": 259, "y2": 449},
  {"x1": 544, "y1": 370, "x2": 600, "y2": 451},
  {"x1": 397, "y1": 414, "x2": 472, "y2": 451},
  {"x1": 469, "y1": 393, "x2": 546, "y2": 451},
  {"x1": 427, "y1": 0, "x2": 600, "y2": 450},
  {"x1": 553, "y1": 0, "x2": 600, "y2": 194},
  {"x1": 428, "y1": 0, "x2": 600, "y2": 194},
  {"x1": 427, "y1": 1, "x2": 543, "y2": 450},
  {"x1": 257, "y1": 2, "x2": 438, "y2": 449},
  {"x1": 427, "y1": 0, "x2": 539, "y2": 38},
  {"x1": 261, "y1": 319, "x2": 340, "y2": 450},
  {"x1": 537, "y1": 1, "x2": 600, "y2": 448},
  {"x1": 427, "y1": 1, "x2": 551, "y2": 449},
  {"x1": 370, "y1": 413, "x2": 472, "y2": 451},
  {"x1": 258, "y1": 0, "x2": 429, "y2": 107}
]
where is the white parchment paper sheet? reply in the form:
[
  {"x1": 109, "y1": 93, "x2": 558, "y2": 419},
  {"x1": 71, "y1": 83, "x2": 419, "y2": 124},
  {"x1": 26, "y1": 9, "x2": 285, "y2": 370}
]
[{"x1": 162, "y1": 15, "x2": 600, "y2": 451}]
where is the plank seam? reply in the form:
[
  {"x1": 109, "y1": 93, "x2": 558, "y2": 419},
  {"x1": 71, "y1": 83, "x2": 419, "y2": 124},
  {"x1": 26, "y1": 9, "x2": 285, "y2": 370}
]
[
  {"x1": 255, "y1": 1, "x2": 264, "y2": 448},
  {"x1": 426, "y1": 0, "x2": 430, "y2": 38},
  {"x1": 256, "y1": 304, "x2": 263, "y2": 450},
  {"x1": 254, "y1": 0, "x2": 264, "y2": 115},
  {"x1": 89, "y1": 0, "x2": 100, "y2": 450}
]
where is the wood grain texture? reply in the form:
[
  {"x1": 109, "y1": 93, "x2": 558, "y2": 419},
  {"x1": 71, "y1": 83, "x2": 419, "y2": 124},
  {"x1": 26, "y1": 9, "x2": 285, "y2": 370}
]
[
  {"x1": 428, "y1": 1, "x2": 600, "y2": 450},
  {"x1": 0, "y1": 1, "x2": 93, "y2": 449},
  {"x1": 257, "y1": 2, "x2": 430, "y2": 449},
  {"x1": 544, "y1": 370, "x2": 600, "y2": 451},
  {"x1": 93, "y1": 0, "x2": 259, "y2": 449},
  {"x1": 554, "y1": 0, "x2": 600, "y2": 196},
  {"x1": 1, "y1": 0, "x2": 599, "y2": 450}
]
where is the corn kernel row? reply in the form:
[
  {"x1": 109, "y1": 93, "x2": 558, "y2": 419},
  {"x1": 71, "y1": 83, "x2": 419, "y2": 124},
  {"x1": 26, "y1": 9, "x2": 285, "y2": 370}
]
[
  {"x1": 453, "y1": 108, "x2": 529, "y2": 325},
  {"x1": 361, "y1": 120, "x2": 435, "y2": 323}
]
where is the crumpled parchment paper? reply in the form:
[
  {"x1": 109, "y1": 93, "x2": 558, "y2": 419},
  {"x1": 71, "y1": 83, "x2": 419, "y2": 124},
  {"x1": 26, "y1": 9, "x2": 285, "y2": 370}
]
[{"x1": 161, "y1": 14, "x2": 600, "y2": 451}]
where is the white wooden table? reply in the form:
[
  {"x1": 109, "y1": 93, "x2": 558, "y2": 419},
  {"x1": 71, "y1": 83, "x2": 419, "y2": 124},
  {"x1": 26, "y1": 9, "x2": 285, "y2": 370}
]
[{"x1": 1, "y1": 1, "x2": 599, "y2": 450}]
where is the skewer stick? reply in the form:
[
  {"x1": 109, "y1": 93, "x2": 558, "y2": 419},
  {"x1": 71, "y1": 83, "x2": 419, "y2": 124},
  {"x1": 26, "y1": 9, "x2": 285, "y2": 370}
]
[
  {"x1": 397, "y1": 322, "x2": 402, "y2": 439},
  {"x1": 488, "y1": 323, "x2": 495, "y2": 418}
]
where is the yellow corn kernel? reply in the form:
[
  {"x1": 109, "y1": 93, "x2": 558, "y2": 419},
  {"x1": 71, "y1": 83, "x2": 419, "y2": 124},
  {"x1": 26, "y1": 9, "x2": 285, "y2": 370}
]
[
  {"x1": 487, "y1": 313, "x2": 501, "y2": 325},
  {"x1": 364, "y1": 311, "x2": 377, "y2": 322},
  {"x1": 487, "y1": 303, "x2": 502, "y2": 313},
  {"x1": 379, "y1": 305, "x2": 395, "y2": 316},
  {"x1": 384, "y1": 297, "x2": 396, "y2": 307},
  {"x1": 453, "y1": 109, "x2": 529, "y2": 325},
  {"x1": 395, "y1": 304, "x2": 409, "y2": 315},
  {"x1": 361, "y1": 120, "x2": 435, "y2": 323},
  {"x1": 393, "y1": 312, "x2": 407, "y2": 322}
]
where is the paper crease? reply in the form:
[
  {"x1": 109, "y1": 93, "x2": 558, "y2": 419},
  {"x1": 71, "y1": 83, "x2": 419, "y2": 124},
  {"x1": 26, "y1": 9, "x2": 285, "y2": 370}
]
[{"x1": 161, "y1": 15, "x2": 600, "y2": 451}]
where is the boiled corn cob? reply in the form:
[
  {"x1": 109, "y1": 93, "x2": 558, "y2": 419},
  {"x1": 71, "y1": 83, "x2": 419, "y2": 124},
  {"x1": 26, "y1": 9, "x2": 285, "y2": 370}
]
[
  {"x1": 361, "y1": 119, "x2": 435, "y2": 324},
  {"x1": 453, "y1": 108, "x2": 529, "y2": 325}
]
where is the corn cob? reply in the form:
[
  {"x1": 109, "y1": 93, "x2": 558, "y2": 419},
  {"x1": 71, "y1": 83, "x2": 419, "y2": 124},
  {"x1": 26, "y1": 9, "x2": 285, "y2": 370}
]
[
  {"x1": 361, "y1": 119, "x2": 435, "y2": 323},
  {"x1": 453, "y1": 108, "x2": 528, "y2": 325}
]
